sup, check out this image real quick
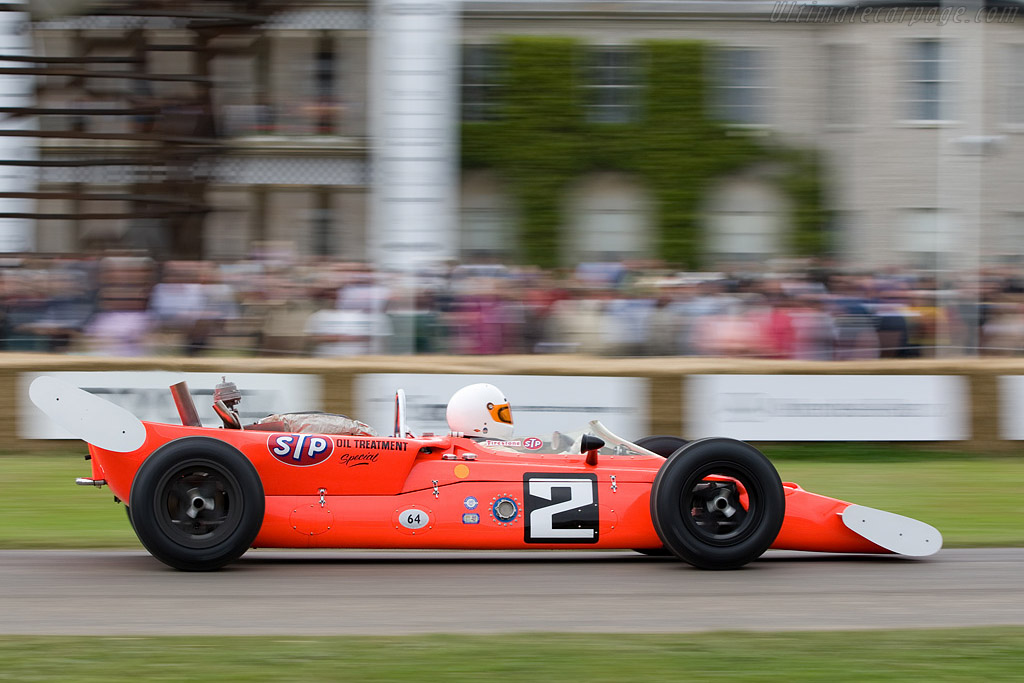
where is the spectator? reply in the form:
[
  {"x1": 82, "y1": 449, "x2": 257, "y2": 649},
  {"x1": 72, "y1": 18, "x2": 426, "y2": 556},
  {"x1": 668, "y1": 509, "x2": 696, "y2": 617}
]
[{"x1": 3, "y1": 253, "x2": 1018, "y2": 360}]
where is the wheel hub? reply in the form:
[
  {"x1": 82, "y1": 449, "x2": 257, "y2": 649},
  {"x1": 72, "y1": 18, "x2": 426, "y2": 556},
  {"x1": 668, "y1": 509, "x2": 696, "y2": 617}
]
[{"x1": 186, "y1": 487, "x2": 215, "y2": 519}]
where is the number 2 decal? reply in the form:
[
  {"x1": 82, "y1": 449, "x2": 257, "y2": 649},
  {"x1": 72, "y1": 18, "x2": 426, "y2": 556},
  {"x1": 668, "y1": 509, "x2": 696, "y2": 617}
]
[{"x1": 523, "y1": 473, "x2": 599, "y2": 544}]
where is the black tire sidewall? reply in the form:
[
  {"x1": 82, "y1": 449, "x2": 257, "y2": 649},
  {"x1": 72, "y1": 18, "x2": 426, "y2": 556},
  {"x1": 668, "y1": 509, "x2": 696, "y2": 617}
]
[
  {"x1": 650, "y1": 438, "x2": 784, "y2": 570},
  {"x1": 635, "y1": 435, "x2": 689, "y2": 458},
  {"x1": 130, "y1": 437, "x2": 264, "y2": 571},
  {"x1": 633, "y1": 436, "x2": 689, "y2": 555}
]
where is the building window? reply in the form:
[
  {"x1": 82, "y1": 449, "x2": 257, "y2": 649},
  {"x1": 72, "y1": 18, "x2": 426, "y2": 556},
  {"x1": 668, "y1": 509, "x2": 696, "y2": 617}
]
[
  {"x1": 994, "y1": 213, "x2": 1024, "y2": 264},
  {"x1": 714, "y1": 48, "x2": 769, "y2": 125},
  {"x1": 460, "y1": 171, "x2": 514, "y2": 259},
  {"x1": 906, "y1": 39, "x2": 950, "y2": 122},
  {"x1": 310, "y1": 202, "x2": 333, "y2": 256},
  {"x1": 899, "y1": 208, "x2": 956, "y2": 269},
  {"x1": 566, "y1": 173, "x2": 653, "y2": 261},
  {"x1": 308, "y1": 34, "x2": 338, "y2": 135},
  {"x1": 462, "y1": 45, "x2": 501, "y2": 122},
  {"x1": 706, "y1": 178, "x2": 787, "y2": 262},
  {"x1": 585, "y1": 47, "x2": 641, "y2": 123},
  {"x1": 1006, "y1": 45, "x2": 1024, "y2": 125},
  {"x1": 825, "y1": 44, "x2": 858, "y2": 126}
]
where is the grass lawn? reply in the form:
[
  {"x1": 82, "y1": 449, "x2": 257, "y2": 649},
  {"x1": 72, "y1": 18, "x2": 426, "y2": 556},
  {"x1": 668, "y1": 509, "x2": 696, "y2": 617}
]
[
  {"x1": 0, "y1": 630, "x2": 1022, "y2": 681},
  {"x1": 0, "y1": 449, "x2": 139, "y2": 548},
  {"x1": 1, "y1": 445, "x2": 1023, "y2": 548},
  {"x1": 765, "y1": 448, "x2": 1024, "y2": 548}
]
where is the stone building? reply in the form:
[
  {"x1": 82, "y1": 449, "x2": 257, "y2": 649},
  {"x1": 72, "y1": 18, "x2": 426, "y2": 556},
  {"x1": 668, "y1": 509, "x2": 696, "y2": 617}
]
[{"x1": 19, "y1": 0, "x2": 1024, "y2": 269}]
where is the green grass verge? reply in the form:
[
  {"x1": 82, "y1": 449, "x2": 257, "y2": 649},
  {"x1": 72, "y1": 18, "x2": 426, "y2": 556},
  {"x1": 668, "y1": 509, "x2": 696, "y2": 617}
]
[
  {"x1": 765, "y1": 449, "x2": 1024, "y2": 548},
  {"x1": 0, "y1": 450, "x2": 139, "y2": 548},
  {"x1": 1, "y1": 630, "x2": 1023, "y2": 681},
  {"x1": 1, "y1": 446, "x2": 1023, "y2": 548}
]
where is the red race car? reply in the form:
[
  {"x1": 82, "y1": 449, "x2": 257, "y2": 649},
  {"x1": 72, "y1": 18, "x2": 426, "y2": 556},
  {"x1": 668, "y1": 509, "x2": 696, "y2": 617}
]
[{"x1": 30, "y1": 376, "x2": 942, "y2": 571}]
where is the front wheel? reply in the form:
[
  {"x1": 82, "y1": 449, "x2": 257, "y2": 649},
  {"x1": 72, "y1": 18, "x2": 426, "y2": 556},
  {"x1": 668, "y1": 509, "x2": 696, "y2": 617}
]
[
  {"x1": 650, "y1": 438, "x2": 784, "y2": 570},
  {"x1": 129, "y1": 437, "x2": 264, "y2": 571}
]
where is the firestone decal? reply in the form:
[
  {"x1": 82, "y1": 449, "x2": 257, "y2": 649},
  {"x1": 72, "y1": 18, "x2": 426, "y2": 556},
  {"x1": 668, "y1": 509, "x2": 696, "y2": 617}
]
[{"x1": 268, "y1": 434, "x2": 334, "y2": 466}]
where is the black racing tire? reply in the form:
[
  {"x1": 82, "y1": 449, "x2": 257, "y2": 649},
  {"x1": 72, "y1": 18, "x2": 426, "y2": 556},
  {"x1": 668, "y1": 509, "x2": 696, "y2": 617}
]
[
  {"x1": 650, "y1": 438, "x2": 784, "y2": 570},
  {"x1": 635, "y1": 435, "x2": 689, "y2": 458},
  {"x1": 129, "y1": 437, "x2": 264, "y2": 571}
]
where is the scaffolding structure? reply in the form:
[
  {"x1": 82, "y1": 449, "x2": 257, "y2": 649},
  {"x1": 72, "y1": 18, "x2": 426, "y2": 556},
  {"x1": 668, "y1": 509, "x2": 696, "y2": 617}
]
[{"x1": 0, "y1": 1, "x2": 285, "y2": 258}]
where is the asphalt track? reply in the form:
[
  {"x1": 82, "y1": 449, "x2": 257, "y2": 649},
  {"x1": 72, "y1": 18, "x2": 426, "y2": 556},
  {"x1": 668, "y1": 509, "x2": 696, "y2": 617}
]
[{"x1": 2, "y1": 548, "x2": 1022, "y2": 635}]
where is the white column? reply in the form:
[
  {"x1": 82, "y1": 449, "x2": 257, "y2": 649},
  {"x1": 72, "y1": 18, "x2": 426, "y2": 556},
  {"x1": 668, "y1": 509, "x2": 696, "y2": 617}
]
[{"x1": 369, "y1": 0, "x2": 459, "y2": 271}]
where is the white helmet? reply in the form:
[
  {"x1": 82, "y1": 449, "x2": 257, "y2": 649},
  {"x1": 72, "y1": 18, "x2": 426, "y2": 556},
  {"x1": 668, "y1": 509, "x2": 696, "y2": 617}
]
[{"x1": 446, "y1": 383, "x2": 514, "y2": 440}]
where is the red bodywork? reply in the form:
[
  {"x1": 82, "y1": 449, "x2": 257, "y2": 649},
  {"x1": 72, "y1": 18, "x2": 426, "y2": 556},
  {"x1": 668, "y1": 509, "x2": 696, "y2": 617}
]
[{"x1": 86, "y1": 422, "x2": 885, "y2": 554}]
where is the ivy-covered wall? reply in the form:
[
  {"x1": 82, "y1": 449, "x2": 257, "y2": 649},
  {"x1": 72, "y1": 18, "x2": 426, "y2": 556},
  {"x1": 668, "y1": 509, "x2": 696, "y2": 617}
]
[{"x1": 462, "y1": 37, "x2": 831, "y2": 269}]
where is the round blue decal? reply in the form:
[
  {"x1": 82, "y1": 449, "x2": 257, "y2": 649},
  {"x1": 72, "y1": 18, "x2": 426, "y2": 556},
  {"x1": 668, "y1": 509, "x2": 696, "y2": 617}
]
[
  {"x1": 464, "y1": 496, "x2": 479, "y2": 511},
  {"x1": 492, "y1": 497, "x2": 518, "y2": 523}
]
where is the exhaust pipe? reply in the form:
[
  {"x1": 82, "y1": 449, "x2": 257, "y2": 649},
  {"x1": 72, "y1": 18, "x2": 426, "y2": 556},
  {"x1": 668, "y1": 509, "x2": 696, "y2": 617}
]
[{"x1": 169, "y1": 381, "x2": 202, "y2": 427}]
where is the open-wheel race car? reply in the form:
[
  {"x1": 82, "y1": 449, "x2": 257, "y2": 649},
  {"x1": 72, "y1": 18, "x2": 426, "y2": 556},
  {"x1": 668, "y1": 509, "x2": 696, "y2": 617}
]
[{"x1": 30, "y1": 376, "x2": 942, "y2": 571}]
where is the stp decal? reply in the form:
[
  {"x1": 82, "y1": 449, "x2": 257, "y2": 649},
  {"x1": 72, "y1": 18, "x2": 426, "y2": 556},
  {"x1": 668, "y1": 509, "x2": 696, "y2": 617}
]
[
  {"x1": 523, "y1": 437, "x2": 543, "y2": 450},
  {"x1": 268, "y1": 434, "x2": 334, "y2": 466},
  {"x1": 523, "y1": 473, "x2": 599, "y2": 544}
]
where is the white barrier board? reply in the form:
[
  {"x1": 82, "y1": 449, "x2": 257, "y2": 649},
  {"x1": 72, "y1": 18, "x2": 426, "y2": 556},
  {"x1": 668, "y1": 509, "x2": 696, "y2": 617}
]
[
  {"x1": 686, "y1": 375, "x2": 968, "y2": 441},
  {"x1": 356, "y1": 374, "x2": 648, "y2": 440},
  {"x1": 20, "y1": 371, "x2": 322, "y2": 439},
  {"x1": 998, "y1": 376, "x2": 1024, "y2": 439}
]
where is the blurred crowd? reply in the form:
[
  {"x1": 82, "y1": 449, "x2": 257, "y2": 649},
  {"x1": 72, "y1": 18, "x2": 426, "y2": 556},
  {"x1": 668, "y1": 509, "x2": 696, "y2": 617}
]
[{"x1": 4, "y1": 254, "x2": 1024, "y2": 359}]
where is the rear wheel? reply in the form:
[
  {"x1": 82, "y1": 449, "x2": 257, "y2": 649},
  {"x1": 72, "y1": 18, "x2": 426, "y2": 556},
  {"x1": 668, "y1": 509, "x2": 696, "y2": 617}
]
[
  {"x1": 650, "y1": 438, "x2": 784, "y2": 570},
  {"x1": 635, "y1": 435, "x2": 688, "y2": 457},
  {"x1": 129, "y1": 437, "x2": 264, "y2": 571}
]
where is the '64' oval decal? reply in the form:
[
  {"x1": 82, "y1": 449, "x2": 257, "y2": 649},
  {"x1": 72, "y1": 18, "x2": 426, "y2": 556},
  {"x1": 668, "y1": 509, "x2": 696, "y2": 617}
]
[
  {"x1": 268, "y1": 434, "x2": 334, "y2": 466},
  {"x1": 399, "y1": 508, "x2": 430, "y2": 530}
]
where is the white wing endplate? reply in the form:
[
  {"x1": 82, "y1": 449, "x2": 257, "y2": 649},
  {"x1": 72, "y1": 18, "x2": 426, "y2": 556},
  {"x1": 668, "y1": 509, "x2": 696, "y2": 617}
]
[
  {"x1": 29, "y1": 376, "x2": 147, "y2": 453},
  {"x1": 841, "y1": 504, "x2": 942, "y2": 557}
]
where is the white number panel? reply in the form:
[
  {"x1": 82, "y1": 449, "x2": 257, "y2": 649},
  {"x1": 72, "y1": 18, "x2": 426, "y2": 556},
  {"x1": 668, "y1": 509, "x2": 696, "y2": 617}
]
[{"x1": 523, "y1": 473, "x2": 599, "y2": 544}]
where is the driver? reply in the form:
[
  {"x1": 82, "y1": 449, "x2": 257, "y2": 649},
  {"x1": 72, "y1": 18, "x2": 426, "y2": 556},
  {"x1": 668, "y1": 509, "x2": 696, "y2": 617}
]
[{"x1": 446, "y1": 383, "x2": 514, "y2": 440}]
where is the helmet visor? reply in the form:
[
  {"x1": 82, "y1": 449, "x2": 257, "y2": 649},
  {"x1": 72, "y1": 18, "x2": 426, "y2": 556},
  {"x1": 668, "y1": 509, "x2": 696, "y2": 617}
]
[{"x1": 487, "y1": 401, "x2": 513, "y2": 425}]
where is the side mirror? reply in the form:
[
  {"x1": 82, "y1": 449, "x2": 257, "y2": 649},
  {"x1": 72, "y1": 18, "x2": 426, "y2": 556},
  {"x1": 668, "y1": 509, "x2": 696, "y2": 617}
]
[{"x1": 581, "y1": 434, "x2": 605, "y2": 466}]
